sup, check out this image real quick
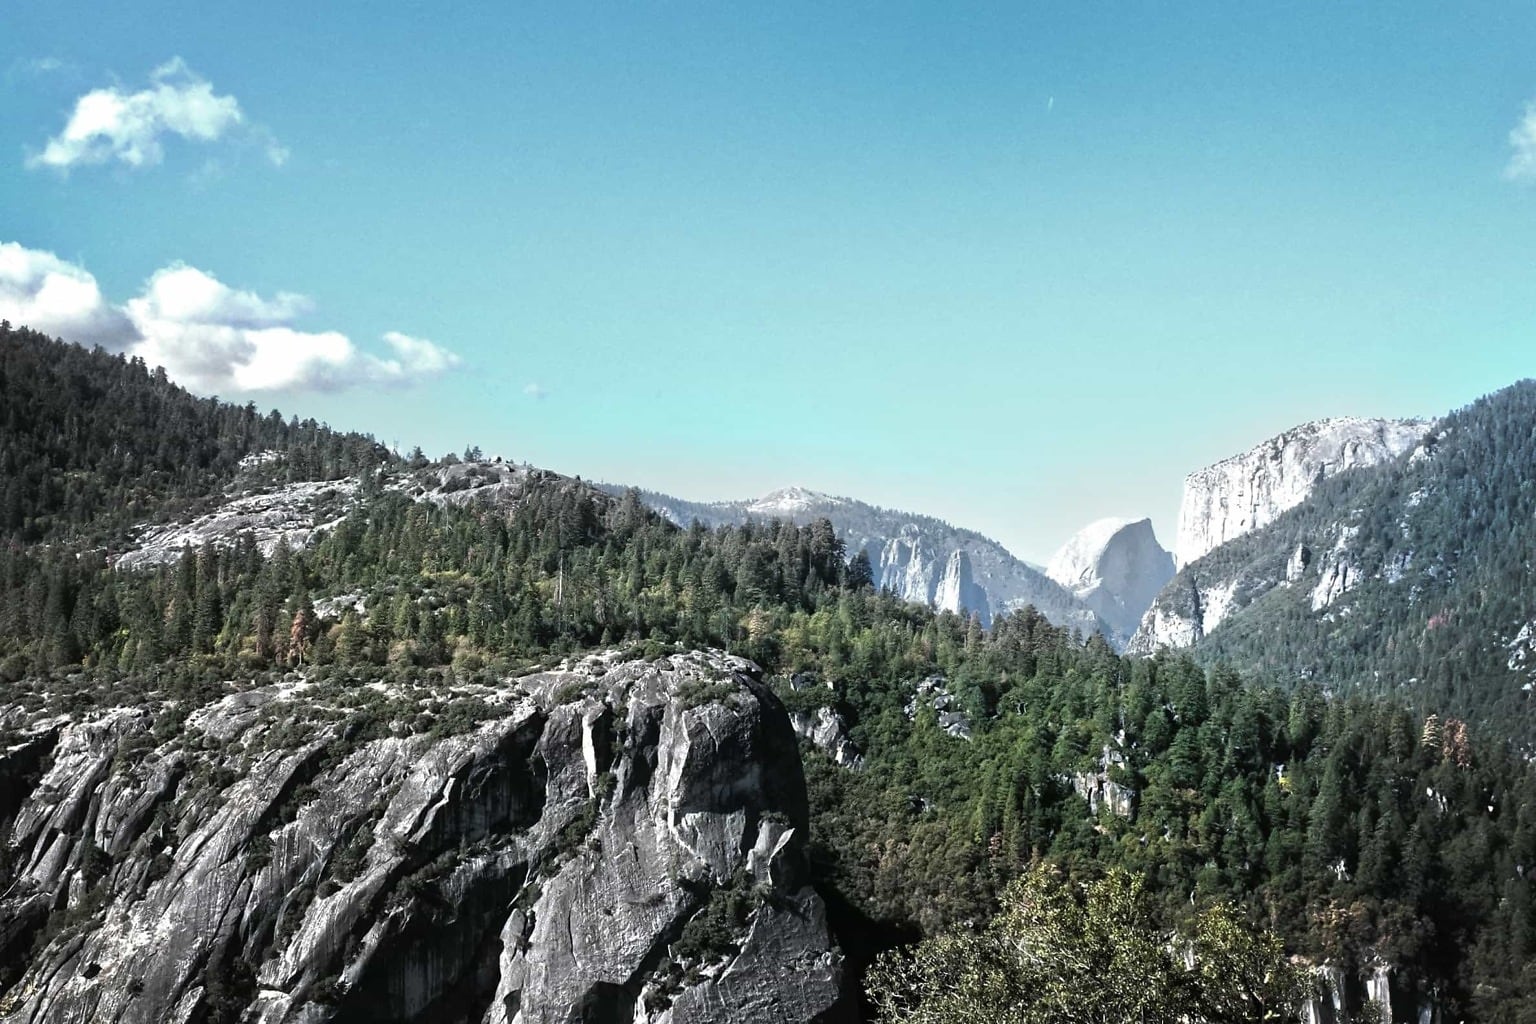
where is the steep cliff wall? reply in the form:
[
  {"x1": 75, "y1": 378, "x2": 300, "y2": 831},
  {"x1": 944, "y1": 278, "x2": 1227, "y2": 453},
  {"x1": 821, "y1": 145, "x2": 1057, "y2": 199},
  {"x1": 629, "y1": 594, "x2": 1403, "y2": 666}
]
[
  {"x1": 1046, "y1": 518, "x2": 1173, "y2": 644},
  {"x1": 1174, "y1": 417, "x2": 1425, "y2": 569},
  {"x1": 1130, "y1": 416, "x2": 1428, "y2": 655},
  {"x1": 0, "y1": 652, "x2": 844, "y2": 1024}
]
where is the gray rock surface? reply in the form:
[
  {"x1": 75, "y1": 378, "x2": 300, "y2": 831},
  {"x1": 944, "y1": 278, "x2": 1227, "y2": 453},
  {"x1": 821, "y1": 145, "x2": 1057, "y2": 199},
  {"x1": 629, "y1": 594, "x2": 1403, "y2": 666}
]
[
  {"x1": 0, "y1": 651, "x2": 843, "y2": 1024},
  {"x1": 114, "y1": 478, "x2": 361, "y2": 570},
  {"x1": 903, "y1": 676, "x2": 971, "y2": 741},
  {"x1": 1297, "y1": 961, "x2": 1438, "y2": 1024},
  {"x1": 1068, "y1": 745, "x2": 1135, "y2": 819},
  {"x1": 115, "y1": 459, "x2": 601, "y2": 573},
  {"x1": 788, "y1": 707, "x2": 861, "y2": 769},
  {"x1": 1046, "y1": 517, "x2": 1173, "y2": 646},
  {"x1": 1129, "y1": 417, "x2": 1430, "y2": 654}
]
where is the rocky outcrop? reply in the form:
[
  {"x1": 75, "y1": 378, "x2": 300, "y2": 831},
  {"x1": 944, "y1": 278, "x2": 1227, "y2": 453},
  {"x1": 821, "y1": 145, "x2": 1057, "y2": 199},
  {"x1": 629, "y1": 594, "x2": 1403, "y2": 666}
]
[
  {"x1": 1173, "y1": 417, "x2": 1425, "y2": 569},
  {"x1": 872, "y1": 528, "x2": 943, "y2": 609},
  {"x1": 1046, "y1": 518, "x2": 1173, "y2": 645},
  {"x1": 405, "y1": 460, "x2": 591, "y2": 513},
  {"x1": 0, "y1": 651, "x2": 844, "y2": 1024},
  {"x1": 904, "y1": 676, "x2": 971, "y2": 741},
  {"x1": 1066, "y1": 744, "x2": 1136, "y2": 819},
  {"x1": 602, "y1": 485, "x2": 1106, "y2": 641},
  {"x1": 788, "y1": 708, "x2": 862, "y2": 769},
  {"x1": 115, "y1": 478, "x2": 362, "y2": 569},
  {"x1": 1125, "y1": 575, "x2": 1242, "y2": 654},
  {"x1": 1129, "y1": 417, "x2": 1429, "y2": 655},
  {"x1": 1125, "y1": 503, "x2": 1367, "y2": 656},
  {"x1": 930, "y1": 550, "x2": 989, "y2": 622}
]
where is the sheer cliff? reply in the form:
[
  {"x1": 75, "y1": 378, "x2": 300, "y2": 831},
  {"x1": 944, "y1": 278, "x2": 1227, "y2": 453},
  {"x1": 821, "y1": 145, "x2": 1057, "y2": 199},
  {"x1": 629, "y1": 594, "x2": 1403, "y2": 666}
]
[
  {"x1": 1129, "y1": 382, "x2": 1536, "y2": 734},
  {"x1": 1173, "y1": 417, "x2": 1426, "y2": 569},
  {"x1": 1045, "y1": 517, "x2": 1173, "y2": 645}
]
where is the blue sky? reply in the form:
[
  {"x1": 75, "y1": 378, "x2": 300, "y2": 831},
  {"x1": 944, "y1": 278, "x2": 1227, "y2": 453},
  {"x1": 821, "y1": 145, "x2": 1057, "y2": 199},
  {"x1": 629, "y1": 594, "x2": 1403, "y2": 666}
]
[{"x1": 3, "y1": 2, "x2": 1535, "y2": 563}]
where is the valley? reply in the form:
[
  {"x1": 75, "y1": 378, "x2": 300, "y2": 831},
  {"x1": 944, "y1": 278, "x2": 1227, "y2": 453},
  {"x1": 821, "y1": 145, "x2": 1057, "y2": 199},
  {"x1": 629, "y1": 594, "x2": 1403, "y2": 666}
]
[{"x1": 2, "y1": 326, "x2": 1535, "y2": 1021}]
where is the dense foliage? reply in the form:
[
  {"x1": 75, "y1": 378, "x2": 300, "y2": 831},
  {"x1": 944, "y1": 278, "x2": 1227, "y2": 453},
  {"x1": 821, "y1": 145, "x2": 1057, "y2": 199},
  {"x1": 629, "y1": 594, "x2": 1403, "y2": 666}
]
[
  {"x1": 798, "y1": 619, "x2": 1536, "y2": 1020},
  {"x1": 5, "y1": 330, "x2": 1536, "y2": 1020},
  {"x1": 868, "y1": 864, "x2": 1305, "y2": 1023}
]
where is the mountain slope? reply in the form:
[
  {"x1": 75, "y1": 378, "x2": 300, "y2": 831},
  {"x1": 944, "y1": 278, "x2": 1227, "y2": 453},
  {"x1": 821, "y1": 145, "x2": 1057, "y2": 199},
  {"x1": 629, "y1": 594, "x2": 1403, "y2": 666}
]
[
  {"x1": 1130, "y1": 381, "x2": 1536, "y2": 735},
  {"x1": 1046, "y1": 517, "x2": 1174, "y2": 641},
  {"x1": 602, "y1": 484, "x2": 1109, "y2": 640},
  {"x1": 1174, "y1": 416, "x2": 1426, "y2": 568}
]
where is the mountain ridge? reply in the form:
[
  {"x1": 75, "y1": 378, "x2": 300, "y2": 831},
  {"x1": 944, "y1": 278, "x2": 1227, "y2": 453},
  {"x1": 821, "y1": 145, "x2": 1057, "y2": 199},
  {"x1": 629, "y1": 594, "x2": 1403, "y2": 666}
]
[
  {"x1": 6, "y1": 328, "x2": 1536, "y2": 1020},
  {"x1": 598, "y1": 482, "x2": 1113, "y2": 642}
]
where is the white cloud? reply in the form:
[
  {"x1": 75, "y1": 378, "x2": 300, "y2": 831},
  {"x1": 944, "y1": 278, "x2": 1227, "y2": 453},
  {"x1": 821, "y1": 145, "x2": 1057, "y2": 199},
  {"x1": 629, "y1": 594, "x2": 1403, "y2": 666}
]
[
  {"x1": 379, "y1": 331, "x2": 462, "y2": 377},
  {"x1": 523, "y1": 382, "x2": 548, "y2": 400},
  {"x1": 1507, "y1": 102, "x2": 1536, "y2": 182},
  {"x1": 1, "y1": 241, "x2": 460, "y2": 393},
  {"x1": 27, "y1": 58, "x2": 284, "y2": 172},
  {"x1": 0, "y1": 241, "x2": 136, "y2": 348},
  {"x1": 131, "y1": 263, "x2": 308, "y2": 327}
]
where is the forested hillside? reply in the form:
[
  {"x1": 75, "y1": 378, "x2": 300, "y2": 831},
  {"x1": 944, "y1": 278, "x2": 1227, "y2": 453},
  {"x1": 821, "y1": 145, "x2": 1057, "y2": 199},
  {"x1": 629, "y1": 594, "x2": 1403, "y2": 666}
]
[
  {"x1": 1136, "y1": 380, "x2": 1536, "y2": 741},
  {"x1": 0, "y1": 321, "x2": 391, "y2": 546},
  {"x1": 2, "y1": 330, "x2": 1535, "y2": 1021}
]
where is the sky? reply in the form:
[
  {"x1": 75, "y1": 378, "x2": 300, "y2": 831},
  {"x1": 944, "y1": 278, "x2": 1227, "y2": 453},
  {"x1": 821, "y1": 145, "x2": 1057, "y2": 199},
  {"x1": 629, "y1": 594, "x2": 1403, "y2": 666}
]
[{"x1": 3, "y1": 2, "x2": 1535, "y2": 564}]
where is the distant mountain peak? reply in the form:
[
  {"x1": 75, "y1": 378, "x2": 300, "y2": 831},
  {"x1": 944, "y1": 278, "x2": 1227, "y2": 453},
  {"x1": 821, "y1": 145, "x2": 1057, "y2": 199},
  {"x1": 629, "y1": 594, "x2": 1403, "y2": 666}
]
[
  {"x1": 1046, "y1": 517, "x2": 1143, "y2": 589},
  {"x1": 746, "y1": 486, "x2": 842, "y2": 515},
  {"x1": 1046, "y1": 517, "x2": 1172, "y2": 641}
]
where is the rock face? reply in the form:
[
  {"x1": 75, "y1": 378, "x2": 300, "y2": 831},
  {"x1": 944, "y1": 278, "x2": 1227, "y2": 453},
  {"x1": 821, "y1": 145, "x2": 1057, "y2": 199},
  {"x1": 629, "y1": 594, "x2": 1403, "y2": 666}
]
[
  {"x1": 1173, "y1": 417, "x2": 1425, "y2": 569},
  {"x1": 930, "y1": 550, "x2": 989, "y2": 622},
  {"x1": 405, "y1": 460, "x2": 588, "y2": 513},
  {"x1": 601, "y1": 485, "x2": 1106, "y2": 641},
  {"x1": 903, "y1": 676, "x2": 971, "y2": 741},
  {"x1": 1126, "y1": 575, "x2": 1243, "y2": 655},
  {"x1": 788, "y1": 708, "x2": 862, "y2": 769},
  {"x1": 1046, "y1": 518, "x2": 1173, "y2": 645},
  {"x1": 115, "y1": 478, "x2": 362, "y2": 570},
  {"x1": 1063, "y1": 743, "x2": 1136, "y2": 819},
  {"x1": 0, "y1": 651, "x2": 844, "y2": 1024}
]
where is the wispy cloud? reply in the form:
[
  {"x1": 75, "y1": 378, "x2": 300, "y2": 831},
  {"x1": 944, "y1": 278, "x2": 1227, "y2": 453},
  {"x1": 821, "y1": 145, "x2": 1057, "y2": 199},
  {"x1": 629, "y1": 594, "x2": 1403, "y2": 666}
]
[
  {"x1": 5, "y1": 56, "x2": 71, "y2": 83},
  {"x1": 0, "y1": 241, "x2": 460, "y2": 393},
  {"x1": 26, "y1": 58, "x2": 285, "y2": 173},
  {"x1": 1505, "y1": 101, "x2": 1536, "y2": 182},
  {"x1": 523, "y1": 382, "x2": 548, "y2": 400},
  {"x1": 10, "y1": 56, "x2": 67, "y2": 78}
]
